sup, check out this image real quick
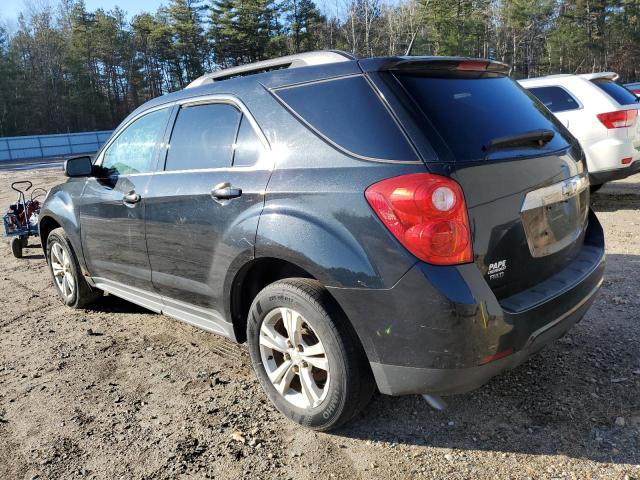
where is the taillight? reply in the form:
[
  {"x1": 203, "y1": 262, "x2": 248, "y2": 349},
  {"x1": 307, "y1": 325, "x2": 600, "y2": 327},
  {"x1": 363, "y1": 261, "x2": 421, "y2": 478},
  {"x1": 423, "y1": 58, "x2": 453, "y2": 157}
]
[
  {"x1": 365, "y1": 173, "x2": 473, "y2": 265},
  {"x1": 456, "y1": 60, "x2": 489, "y2": 71},
  {"x1": 597, "y1": 109, "x2": 638, "y2": 129}
]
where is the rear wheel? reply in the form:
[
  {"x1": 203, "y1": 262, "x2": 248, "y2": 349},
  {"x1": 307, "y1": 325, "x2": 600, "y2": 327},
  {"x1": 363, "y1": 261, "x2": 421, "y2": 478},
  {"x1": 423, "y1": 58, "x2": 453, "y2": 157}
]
[
  {"x1": 46, "y1": 227, "x2": 101, "y2": 308},
  {"x1": 10, "y1": 237, "x2": 22, "y2": 258},
  {"x1": 247, "y1": 278, "x2": 374, "y2": 431}
]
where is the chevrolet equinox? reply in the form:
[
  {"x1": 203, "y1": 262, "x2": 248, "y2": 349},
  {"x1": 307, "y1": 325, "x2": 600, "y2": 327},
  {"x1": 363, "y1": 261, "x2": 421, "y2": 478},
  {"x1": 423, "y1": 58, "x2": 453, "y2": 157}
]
[{"x1": 39, "y1": 51, "x2": 605, "y2": 430}]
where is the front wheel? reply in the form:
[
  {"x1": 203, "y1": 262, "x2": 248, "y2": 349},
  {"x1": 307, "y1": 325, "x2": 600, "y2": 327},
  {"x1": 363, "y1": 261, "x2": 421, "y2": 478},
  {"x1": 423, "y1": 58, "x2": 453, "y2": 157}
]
[
  {"x1": 46, "y1": 227, "x2": 101, "y2": 308},
  {"x1": 247, "y1": 278, "x2": 374, "y2": 431}
]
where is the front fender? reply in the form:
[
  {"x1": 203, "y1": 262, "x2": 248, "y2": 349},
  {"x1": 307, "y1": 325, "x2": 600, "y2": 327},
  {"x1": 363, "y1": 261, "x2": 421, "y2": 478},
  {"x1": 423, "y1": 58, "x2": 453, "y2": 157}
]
[{"x1": 39, "y1": 181, "x2": 87, "y2": 271}]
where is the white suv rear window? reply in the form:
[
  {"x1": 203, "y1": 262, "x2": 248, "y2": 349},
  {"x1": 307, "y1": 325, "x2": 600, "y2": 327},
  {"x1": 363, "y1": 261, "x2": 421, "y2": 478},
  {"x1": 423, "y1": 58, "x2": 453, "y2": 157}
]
[{"x1": 591, "y1": 79, "x2": 638, "y2": 106}]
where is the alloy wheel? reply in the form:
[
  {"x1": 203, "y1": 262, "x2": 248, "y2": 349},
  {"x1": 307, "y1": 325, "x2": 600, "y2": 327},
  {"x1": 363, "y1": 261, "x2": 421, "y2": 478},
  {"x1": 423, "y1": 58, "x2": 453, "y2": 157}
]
[
  {"x1": 50, "y1": 241, "x2": 75, "y2": 301},
  {"x1": 259, "y1": 307, "x2": 330, "y2": 409}
]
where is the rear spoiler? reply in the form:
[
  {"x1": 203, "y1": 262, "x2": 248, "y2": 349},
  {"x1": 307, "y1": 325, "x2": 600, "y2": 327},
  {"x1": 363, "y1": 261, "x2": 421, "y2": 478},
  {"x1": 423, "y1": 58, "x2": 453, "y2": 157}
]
[
  {"x1": 578, "y1": 72, "x2": 619, "y2": 82},
  {"x1": 361, "y1": 57, "x2": 511, "y2": 76}
]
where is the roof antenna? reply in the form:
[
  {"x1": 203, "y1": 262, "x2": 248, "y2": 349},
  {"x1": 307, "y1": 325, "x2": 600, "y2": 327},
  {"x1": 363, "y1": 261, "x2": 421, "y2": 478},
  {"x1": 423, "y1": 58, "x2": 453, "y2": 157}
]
[{"x1": 405, "y1": 31, "x2": 418, "y2": 56}]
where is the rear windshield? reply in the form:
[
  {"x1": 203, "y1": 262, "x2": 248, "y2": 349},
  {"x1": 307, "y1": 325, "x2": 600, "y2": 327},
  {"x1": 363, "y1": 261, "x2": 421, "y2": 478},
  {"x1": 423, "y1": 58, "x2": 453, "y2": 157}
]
[
  {"x1": 592, "y1": 79, "x2": 638, "y2": 105},
  {"x1": 396, "y1": 73, "x2": 571, "y2": 162}
]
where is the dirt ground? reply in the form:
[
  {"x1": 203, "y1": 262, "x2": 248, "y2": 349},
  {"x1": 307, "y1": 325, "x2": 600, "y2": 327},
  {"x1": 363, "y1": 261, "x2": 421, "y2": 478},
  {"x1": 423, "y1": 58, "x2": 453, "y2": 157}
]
[{"x1": 0, "y1": 168, "x2": 638, "y2": 480}]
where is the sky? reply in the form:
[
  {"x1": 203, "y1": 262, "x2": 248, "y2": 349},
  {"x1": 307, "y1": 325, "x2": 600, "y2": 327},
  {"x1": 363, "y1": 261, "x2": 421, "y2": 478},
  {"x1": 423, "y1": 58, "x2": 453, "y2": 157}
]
[
  {"x1": 0, "y1": 0, "x2": 346, "y2": 23},
  {"x1": 1, "y1": 0, "x2": 167, "y2": 21}
]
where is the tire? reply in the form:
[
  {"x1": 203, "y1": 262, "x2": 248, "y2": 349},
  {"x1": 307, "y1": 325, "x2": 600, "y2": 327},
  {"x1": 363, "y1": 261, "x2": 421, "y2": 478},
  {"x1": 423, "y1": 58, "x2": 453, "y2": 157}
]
[
  {"x1": 590, "y1": 184, "x2": 603, "y2": 194},
  {"x1": 247, "y1": 278, "x2": 375, "y2": 431},
  {"x1": 20, "y1": 235, "x2": 28, "y2": 248},
  {"x1": 46, "y1": 227, "x2": 102, "y2": 308},
  {"x1": 10, "y1": 237, "x2": 22, "y2": 258}
]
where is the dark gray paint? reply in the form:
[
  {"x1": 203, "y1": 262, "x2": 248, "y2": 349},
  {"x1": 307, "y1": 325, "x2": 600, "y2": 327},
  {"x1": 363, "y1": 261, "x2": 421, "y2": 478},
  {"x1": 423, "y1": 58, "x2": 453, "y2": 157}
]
[{"x1": 39, "y1": 55, "x2": 605, "y2": 397}]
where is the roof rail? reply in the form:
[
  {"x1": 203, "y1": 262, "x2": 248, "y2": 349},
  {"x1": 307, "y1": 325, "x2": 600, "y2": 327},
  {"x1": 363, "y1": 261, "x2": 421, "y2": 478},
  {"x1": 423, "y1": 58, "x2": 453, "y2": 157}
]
[{"x1": 186, "y1": 50, "x2": 357, "y2": 89}]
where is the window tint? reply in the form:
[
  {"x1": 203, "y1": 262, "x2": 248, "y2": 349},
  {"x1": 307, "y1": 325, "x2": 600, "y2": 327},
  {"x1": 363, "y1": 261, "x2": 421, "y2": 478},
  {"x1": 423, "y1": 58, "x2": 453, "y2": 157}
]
[
  {"x1": 275, "y1": 76, "x2": 417, "y2": 161},
  {"x1": 102, "y1": 108, "x2": 170, "y2": 175},
  {"x1": 233, "y1": 116, "x2": 263, "y2": 167},
  {"x1": 165, "y1": 103, "x2": 241, "y2": 171},
  {"x1": 527, "y1": 86, "x2": 580, "y2": 112},
  {"x1": 396, "y1": 74, "x2": 571, "y2": 162},
  {"x1": 592, "y1": 79, "x2": 638, "y2": 105}
]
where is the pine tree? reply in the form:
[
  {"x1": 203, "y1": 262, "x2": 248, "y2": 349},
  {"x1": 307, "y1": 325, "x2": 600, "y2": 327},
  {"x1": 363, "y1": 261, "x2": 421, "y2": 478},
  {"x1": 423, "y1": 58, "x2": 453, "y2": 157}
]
[{"x1": 283, "y1": 0, "x2": 325, "y2": 53}]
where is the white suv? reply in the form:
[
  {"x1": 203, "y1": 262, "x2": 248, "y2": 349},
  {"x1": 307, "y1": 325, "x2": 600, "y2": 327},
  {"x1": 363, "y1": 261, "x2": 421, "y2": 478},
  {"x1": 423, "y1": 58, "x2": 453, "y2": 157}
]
[{"x1": 520, "y1": 73, "x2": 640, "y2": 188}]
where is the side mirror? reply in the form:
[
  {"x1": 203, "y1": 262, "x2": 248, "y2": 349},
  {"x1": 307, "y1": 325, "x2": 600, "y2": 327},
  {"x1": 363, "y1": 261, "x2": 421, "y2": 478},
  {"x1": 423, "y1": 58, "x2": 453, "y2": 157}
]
[{"x1": 64, "y1": 156, "x2": 93, "y2": 177}]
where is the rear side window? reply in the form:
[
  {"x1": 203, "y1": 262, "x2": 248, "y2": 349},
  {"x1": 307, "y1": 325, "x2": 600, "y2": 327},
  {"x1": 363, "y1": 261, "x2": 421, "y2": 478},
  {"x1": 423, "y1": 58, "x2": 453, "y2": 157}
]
[
  {"x1": 592, "y1": 79, "x2": 638, "y2": 105},
  {"x1": 274, "y1": 75, "x2": 417, "y2": 161},
  {"x1": 527, "y1": 86, "x2": 580, "y2": 112},
  {"x1": 165, "y1": 103, "x2": 241, "y2": 171},
  {"x1": 396, "y1": 74, "x2": 571, "y2": 162}
]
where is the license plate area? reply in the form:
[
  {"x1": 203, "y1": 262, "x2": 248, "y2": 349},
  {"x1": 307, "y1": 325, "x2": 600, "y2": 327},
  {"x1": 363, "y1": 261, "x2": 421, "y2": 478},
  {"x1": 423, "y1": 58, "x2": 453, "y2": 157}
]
[{"x1": 520, "y1": 174, "x2": 589, "y2": 258}]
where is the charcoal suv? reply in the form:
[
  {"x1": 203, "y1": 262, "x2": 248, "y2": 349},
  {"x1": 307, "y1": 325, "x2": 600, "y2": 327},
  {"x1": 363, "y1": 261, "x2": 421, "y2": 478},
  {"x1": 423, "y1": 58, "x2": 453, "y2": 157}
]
[{"x1": 40, "y1": 51, "x2": 605, "y2": 430}]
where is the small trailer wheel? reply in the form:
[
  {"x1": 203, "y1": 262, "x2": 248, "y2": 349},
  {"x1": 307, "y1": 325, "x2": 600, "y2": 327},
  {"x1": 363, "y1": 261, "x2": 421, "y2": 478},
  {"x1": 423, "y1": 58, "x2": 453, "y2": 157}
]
[{"x1": 10, "y1": 237, "x2": 23, "y2": 258}]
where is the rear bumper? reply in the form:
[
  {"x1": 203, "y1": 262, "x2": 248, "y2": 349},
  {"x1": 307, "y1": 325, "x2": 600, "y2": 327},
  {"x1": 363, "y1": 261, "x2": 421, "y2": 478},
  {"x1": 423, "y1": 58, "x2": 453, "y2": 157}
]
[
  {"x1": 369, "y1": 277, "x2": 599, "y2": 395},
  {"x1": 584, "y1": 133, "x2": 640, "y2": 178},
  {"x1": 589, "y1": 159, "x2": 640, "y2": 185},
  {"x1": 328, "y1": 210, "x2": 605, "y2": 396}
]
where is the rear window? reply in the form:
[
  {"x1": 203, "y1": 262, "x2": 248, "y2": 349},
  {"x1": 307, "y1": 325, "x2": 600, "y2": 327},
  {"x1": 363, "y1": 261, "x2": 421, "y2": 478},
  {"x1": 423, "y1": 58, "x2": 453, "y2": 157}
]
[
  {"x1": 592, "y1": 79, "x2": 638, "y2": 105},
  {"x1": 274, "y1": 75, "x2": 417, "y2": 161},
  {"x1": 396, "y1": 74, "x2": 571, "y2": 162},
  {"x1": 527, "y1": 86, "x2": 580, "y2": 112}
]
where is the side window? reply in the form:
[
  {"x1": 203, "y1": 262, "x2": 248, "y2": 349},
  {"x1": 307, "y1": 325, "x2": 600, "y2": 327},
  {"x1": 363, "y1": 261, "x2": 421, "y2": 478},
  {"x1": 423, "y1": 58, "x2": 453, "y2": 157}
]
[
  {"x1": 165, "y1": 103, "x2": 241, "y2": 171},
  {"x1": 274, "y1": 75, "x2": 417, "y2": 161},
  {"x1": 233, "y1": 115, "x2": 263, "y2": 167},
  {"x1": 527, "y1": 86, "x2": 580, "y2": 113},
  {"x1": 102, "y1": 107, "x2": 170, "y2": 175}
]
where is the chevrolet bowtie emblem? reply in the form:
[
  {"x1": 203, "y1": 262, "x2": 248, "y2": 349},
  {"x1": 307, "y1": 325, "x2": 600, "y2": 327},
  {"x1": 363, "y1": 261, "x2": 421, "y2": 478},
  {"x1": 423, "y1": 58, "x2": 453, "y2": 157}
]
[{"x1": 562, "y1": 178, "x2": 579, "y2": 197}]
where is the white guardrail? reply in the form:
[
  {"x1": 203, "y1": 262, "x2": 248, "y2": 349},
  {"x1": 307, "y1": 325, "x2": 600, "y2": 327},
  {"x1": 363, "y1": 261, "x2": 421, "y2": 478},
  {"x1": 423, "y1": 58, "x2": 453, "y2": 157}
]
[{"x1": 0, "y1": 131, "x2": 113, "y2": 162}]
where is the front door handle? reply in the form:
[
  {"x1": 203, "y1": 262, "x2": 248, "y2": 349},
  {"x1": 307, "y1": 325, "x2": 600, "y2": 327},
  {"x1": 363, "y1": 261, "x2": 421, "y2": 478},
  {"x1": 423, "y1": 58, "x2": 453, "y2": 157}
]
[
  {"x1": 123, "y1": 191, "x2": 141, "y2": 205},
  {"x1": 211, "y1": 182, "x2": 242, "y2": 200}
]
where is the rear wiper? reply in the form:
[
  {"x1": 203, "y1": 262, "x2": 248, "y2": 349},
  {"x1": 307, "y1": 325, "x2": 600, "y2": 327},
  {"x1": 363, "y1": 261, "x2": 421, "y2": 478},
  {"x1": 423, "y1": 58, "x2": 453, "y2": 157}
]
[{"x1": 483, "y1": 129, "x2": 555, "y2": 152}]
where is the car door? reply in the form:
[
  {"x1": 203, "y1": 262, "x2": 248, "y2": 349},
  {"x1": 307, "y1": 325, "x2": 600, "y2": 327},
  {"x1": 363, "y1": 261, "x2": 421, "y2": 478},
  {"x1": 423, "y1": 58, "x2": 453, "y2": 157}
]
[
  {"x1": 144, "y1": 97, "x2": 272, "y2": 330},
  {"x1": 80, "y1": 106, "x2": 172, "y2": 294}
]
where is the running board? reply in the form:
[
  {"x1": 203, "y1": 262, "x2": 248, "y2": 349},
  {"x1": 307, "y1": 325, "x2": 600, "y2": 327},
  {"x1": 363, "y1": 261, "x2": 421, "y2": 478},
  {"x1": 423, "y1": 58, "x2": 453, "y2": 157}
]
[{"x1": 92, "y1": 277, "x2": 234, "y2": 339}]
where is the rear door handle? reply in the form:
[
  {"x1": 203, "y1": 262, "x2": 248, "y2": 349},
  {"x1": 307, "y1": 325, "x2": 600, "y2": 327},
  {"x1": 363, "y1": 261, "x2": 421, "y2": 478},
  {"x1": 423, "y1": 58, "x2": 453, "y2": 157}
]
[
  {"x1": 123, "y1": 191, "x2": 141, "y2": 205},
  {"x1": 211, "y1": 182, "x2": 242, "y2": 200}
]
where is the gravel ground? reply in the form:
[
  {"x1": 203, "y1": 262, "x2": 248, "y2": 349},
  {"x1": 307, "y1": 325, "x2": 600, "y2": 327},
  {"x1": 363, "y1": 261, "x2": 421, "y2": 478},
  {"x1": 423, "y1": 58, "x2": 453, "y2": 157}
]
[{"x1": 0, "y1": 169, "x2": 638, "y2": 479}]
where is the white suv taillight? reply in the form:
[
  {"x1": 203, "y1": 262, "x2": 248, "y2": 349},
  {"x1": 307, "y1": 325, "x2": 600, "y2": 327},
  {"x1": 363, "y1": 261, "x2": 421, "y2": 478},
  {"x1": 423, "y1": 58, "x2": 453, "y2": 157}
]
[{"x1": 597, "y1": 109, "x2": 638, "y2": 129}]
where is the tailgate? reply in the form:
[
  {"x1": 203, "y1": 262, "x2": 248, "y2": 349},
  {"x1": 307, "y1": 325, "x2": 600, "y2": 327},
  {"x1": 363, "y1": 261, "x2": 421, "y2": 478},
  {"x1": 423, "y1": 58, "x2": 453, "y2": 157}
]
[
  {"x1": 453, "y1": 152, "x2": 589, "y2": 299},
  {"x1": 388, "y1": 63, "x2": 590, "y2": 298}
]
